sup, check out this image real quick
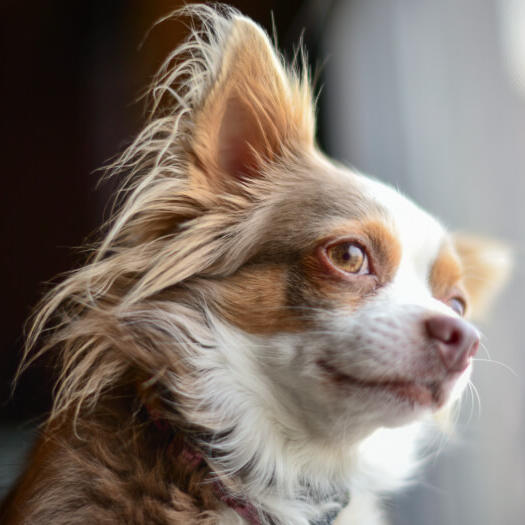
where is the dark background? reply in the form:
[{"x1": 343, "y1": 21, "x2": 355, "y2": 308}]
[{"x1": 0, "y1": 0, "x2": 330, "y2": 422}]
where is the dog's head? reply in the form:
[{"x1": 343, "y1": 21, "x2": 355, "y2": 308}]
[{"x1": 148, "y1": 11, "x2": 510, "y2": 444}]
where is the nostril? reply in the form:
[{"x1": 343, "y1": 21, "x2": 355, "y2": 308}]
[
  {"x1": 425, "y1": 315, "x2": 480, "y2": 373},
  {"x1": 425, "y1": 316, "x2": 463, "y2": 345},
  {"x1": 446, "y1": 327, "x2": 462, "y2": 346}
]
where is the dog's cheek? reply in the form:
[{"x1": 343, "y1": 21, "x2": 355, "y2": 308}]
[{"x1": 205, "y1": 265, "x2": 306, "y2": 335}]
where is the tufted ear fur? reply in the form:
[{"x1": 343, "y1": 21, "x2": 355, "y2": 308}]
[
  {"x1": 188, "y1": 16, "x2": 315, "y2": 192},
  {"x1": 452, "y1": 234, "x2": 512, "y2": 319}
]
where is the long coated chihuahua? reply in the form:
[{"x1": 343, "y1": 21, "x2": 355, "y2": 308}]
[{"x1": 1, "y1": 5, "x2": 510, "y2": 525}]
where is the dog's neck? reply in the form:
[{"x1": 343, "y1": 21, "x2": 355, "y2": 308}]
[{"x1": 146, "y1": 404, "x2": 348, "y2": 525}]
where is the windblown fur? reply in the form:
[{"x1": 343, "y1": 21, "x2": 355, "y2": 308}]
[{"x1": 2, "y1": 5, "x2": 510, "y2": 525}]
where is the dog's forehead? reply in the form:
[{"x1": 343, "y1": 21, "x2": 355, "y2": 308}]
[
  {"x1": 346, "y1": 169, "x2": 446, "y2": 273},
  {"x1": 356, "y1": 173, "x2": 444, "y2": 263},
  {"x1": 267, "y1": 156, "x2": 447, "y2": 278}
]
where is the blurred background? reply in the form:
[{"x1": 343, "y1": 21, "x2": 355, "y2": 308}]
[{"x1": 0, "y1": 0, "x2": 522, "y2": 523}]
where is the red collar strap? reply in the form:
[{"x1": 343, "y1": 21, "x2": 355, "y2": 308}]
[
  {"x1": 147, "y1": 409, "x2": 263, "y2": 525},
  {"x1": 212, "y1": 480, "x2": 263, "y2": 525},
  {"x1": 177, "y1": 436, "x2": 263, "y2": 525}
]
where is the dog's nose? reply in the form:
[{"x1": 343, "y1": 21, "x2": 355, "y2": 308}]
[{"x1": 425, "y1": 316, "x2": 480, "y2": 373}]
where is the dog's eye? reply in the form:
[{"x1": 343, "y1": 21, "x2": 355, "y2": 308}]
[
  {"x1": 326, "y1": 242, "x2": 369, "y2": 274},
  {"x1": 448, "y1": 297, "x2": 466, "y2": 316}
]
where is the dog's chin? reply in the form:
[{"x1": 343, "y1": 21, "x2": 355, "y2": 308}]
[{"x1": 318, "y1": 359, "x2": 465, "y2": 424}]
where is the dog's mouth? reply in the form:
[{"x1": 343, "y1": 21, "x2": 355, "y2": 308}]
[{"x1": 317, "y1": 359, "x2": 456, "y2": 408}]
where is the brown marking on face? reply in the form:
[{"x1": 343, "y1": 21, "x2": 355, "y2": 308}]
[
  {"x1": 203, "y1": 219, "x2": 404, "y2": 333},
  {"x1": 452, "y1": 234, "x2": 512, "y2": 318},
  {"x1": 361, "y1": 220, "x2": 402, "y2": 283},
  {"x1": 208, "y1": 264, "x2": 305, "y2": 334},
  {"x1": 254, "y1": 219, "x2": 401, "y2": 319},
  {"x1": 429, "y1": 242, "x2": 465, "y2": 302}
]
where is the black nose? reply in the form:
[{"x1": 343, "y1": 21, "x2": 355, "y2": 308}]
[{"x1": 425, "y1": 315, "x2": 480, "y2": 373}]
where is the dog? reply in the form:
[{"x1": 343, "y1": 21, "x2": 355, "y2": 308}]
[{"x1": 1, "y1": 5, "x2": 510, "y2": 524}]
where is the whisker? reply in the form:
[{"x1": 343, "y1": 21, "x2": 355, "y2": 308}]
[
  {"x1": 468, "y1": 380, "x2": 482, "y2": 420},
  {"x1": 472, "y1": 358, "x2": 518, "y2": 377},
  {"x1": 462, "y1": 383, "x2": 474, "y2": 426},
  {"x1": 478, "y1": 340, "x2": 492, "y2": 360}
]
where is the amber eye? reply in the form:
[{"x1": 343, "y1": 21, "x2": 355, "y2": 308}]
[
  {"x1": 326, "y1": 242, "x2": 369, "y2": 274},
  {"x1": 448, "y1": 297, "x2": 466, "y2": 316}
]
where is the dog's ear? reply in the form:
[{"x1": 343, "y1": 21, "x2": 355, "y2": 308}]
[
  {"x1": 189, "y1": 16, "x2": 314, "y2": 192},
  {"x1": 453, "y1": 234, "x2": 512, "y2": 319},
  {"x1": 433, "y1": 235, "x2": 511, "y2": 431}
]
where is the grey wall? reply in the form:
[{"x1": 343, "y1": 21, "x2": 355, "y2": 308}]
[{"x1": 322, "y1": 1, "x2": 524, "y2": 524}]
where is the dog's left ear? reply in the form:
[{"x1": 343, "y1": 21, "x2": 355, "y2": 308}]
[
  {"x1": 188, "y1": 15, "x2": 314, "y2": 192},
  {"x1": 452, "y1": 234, "x2": 512, "y2": 319}
]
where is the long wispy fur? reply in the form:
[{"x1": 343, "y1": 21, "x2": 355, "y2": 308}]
[
  {"x1": 18, "y1": 4, "x2": 288, "y2": 422},
  {"x1": 12, "y1": 5, "x2": 331, "y2": 523}
]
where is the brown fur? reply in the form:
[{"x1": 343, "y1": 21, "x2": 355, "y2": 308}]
[
  {"x1": 430, "y1": 236, "x2": 511, "y2": 319},
  {"x1": 452, "y1": 234, "x2": 512, "y2": 318},
  {"x1": 2, "y1": 400, "x2": 220, "y2": 525},
  {"x1": 429, "y1": 241, "x2": 465, "y2": 303},
  {"x1": 208, "y1": 265, "x2": 304, "y2": 335}
]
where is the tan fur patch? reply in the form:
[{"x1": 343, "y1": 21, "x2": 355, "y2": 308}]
[
  {"x1": 429, "y1": 242, "x2": 464, "y2": 301},
  {"x1": 361, "y1": 220, "x2": 402, "y2": 283},
  {"x1": 452, "y1": 234, "x2": 512, "y2": 318},
  {"x1": 208, "y1": 265, "x2": 304, "y2": 334}
]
